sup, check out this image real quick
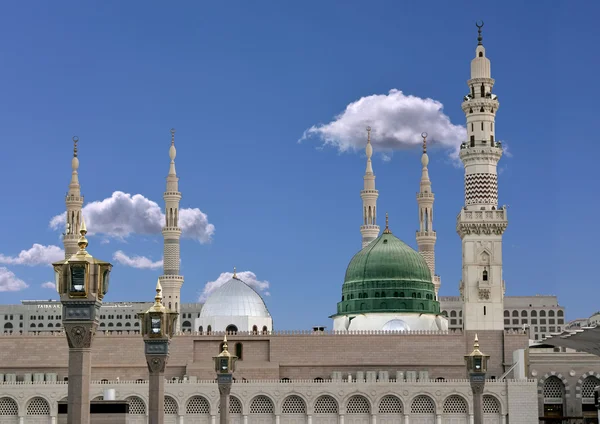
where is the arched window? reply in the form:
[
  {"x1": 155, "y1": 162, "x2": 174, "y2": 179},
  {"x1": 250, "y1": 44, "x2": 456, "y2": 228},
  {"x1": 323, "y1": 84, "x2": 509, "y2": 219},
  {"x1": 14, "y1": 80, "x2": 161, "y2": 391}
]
[
  {"x1": 363, "y1": 292, "x2": 367, "y2": 298},
  {"x1": 557, "y1": 310, "x2": 564, "y2": 317},
  {"x1": 207, "y1": 325, "x2": 212, "y2": 334},
  {"x1": 375, "y1": 292, "x2": 380, "y2": 298},
  {"x1": 399, "y1": 292, "x2": 404, "y2": 297},
  {"x1": 512, "y1": 310, "x2": 519, "y2": 317},
  {"x1": 450, "y1": 311, "x2": 457, "y2": 317},
  {"x1": 262, "y1": 326, "x2": 268, "y2": 334},
  {"x1": 252, "y1": 325, "x2": 258, "y2": 334},
  {"x1": 540, "y1": 310, "x2": 546, "y2": 317},
  {"x1": 412, "y1": 293, "x2": 416, "y2": 298},
  {"x1": 531, "y1": 310, "x2": 537, "y2": 317},
  {"x1": 226, "y1": 324, "x2": 238, "y2": 334},
  {"x1": 521, "y1": 310, "x2": 528, "y2": 317},
  {"x1": 482, "y1": 270, "x2": 488, "y2": 281},
  {"x1": 417, "y1": 293, "x2": 422, "y2": 299},
  {"x1": 235, "y1": 343, "x2": 243, "y2": 360},
  {"x1": 198, "y1": 326, "x2": 203, "y2": 334},
  {"x1": 394, "y1": 292, "x2": 398, "y2": 297},
  {"x1": 548, "y1": 310, "x2": 555, "y2": 317}
]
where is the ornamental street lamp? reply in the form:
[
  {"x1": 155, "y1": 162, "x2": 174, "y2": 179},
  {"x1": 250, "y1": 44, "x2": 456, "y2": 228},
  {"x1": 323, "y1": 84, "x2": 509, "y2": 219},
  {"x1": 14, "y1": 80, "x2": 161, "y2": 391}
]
[
  {"x1": 465, "y1": 334, "x2": 490, "y2": 424},
  {"x1": 137, "y1": 280, "x2": 178, "y2": 424},
  {"x1": 214, "y1": 335, "x2": 237, "y2": 424},
  {"x1": 52, "y1": 218, "x2": 112, "y2": 424}
]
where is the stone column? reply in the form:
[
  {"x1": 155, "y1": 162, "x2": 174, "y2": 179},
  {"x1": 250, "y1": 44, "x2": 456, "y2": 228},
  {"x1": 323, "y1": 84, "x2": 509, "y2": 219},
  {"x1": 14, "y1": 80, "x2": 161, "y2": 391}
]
[
  {"x1": 219, "y1": 379, "x2": 232, "y2": 424},
  {"x1": 470, "y1": 379, "x2": 484, "y2": 424},
  {"x1": 64, "y1": 322, "x2": 95, "y2": 424},
  {"x1": 435, "y1": 414, "x2": 442, "y2": 424},
  {"x1": 501, "y1": 415, "x2": 507, "y2": 424},
  {"x1": 307, "y1": 414, "x2": 312, "y2": 424},
  {"x1": 403, "y1": 415, "x2": 409, "y2": 424},
  {"x1": 211, "y1": 414, "x2": 217, "y2": 424},
  {"x1": 147, "y1": 356, "x2": 167, "y2": 424},
  {"x1": 469, "y1": 413, "x2": 474, "y2": 424},
  {"x1": 275, "y1": 414, "x2": 280, "y2": 424},
  {"x1": 371, "y1": 414, "x2": 376, "y2": 424}
]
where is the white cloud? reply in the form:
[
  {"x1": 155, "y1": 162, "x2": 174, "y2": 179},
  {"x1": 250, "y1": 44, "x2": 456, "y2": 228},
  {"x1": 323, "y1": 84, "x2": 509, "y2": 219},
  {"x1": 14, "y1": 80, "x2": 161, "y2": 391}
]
[
  {"x1": 199, "y1": 271, "x2": 270, "y2": 302},
  {"x1": 113, "y1": 250, "x2": 163, "y2": 270},
  {"x1": 0, "y1": 267, "x2": 29, "y2": 292},
  {"x1": 299, "y1": 89, "x2": 466, "y2": 159},
  {"x1": 0, "y1": 244, "x2": 64, "y2": 266},
  {"x1": 41, "y1": 281, "x2": 56, "y2": 289},
  {"x1": 49, "y1": 191, "x2": 215, "y2": 243}
]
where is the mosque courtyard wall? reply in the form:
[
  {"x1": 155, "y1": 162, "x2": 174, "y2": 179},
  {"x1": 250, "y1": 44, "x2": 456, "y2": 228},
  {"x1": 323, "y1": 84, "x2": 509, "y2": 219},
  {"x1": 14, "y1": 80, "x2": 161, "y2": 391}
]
[{"x1": 0, "y1": 378, "x2": 536, "y2": 424}]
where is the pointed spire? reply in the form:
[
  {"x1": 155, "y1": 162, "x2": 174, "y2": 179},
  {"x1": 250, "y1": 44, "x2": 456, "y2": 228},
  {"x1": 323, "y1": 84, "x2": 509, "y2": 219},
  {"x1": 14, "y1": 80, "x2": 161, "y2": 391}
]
[
  {"x1": 222, "y1": 334, "x2": 229, "y2": 352},
  {"x1": 70, "y1": 136, "x2": 80, "y2": 190},
  {"x1": 365, "y1": 126, "x2": 373, "y2": 174},
  {"x1": 420, "y1": 132, "x2": 431, "y2": 184},
  {"x1": 233, "y1": 266, "x2": 237, "y2": 279},
  {"x1": 76, "y1": 216, "x2": 89, "y2": 253},
  {"x1": 154, "y1": 279, "x2": 163, "y2": 305},
  {"x1": 168, "y1": 128, "x2": 177, "y2": 176},
  {"x1": 476, "y1": 21, "x2": 484, "y2": 46},
  {"x1": 383, "y1": 212, "x2": 391, "y2": 234}
]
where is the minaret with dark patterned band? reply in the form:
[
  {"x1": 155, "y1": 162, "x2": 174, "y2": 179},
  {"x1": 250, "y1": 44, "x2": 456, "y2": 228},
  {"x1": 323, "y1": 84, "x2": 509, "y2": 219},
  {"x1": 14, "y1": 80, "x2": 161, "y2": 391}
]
[{"x1": 458, "y1": 22, "x2": 508, "y2": 331}]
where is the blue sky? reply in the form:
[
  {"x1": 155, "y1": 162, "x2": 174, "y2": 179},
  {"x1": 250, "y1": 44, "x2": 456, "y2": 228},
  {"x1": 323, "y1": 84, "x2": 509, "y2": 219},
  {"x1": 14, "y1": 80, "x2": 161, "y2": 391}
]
[{"x1": 0, "y1": 1, "x2": 598, "y2": 329}]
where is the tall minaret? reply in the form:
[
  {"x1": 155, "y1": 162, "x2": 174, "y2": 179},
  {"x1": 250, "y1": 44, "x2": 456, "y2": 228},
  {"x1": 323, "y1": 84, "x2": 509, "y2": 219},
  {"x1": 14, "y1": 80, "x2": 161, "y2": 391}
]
[
  {"x1": 360, "y1": 126, "x2": 380, "y2": 248},
  {"x1": 63, "y1": 137, "x2": 84, "y2": 259},
  {"x1": 159, "y1": 129, "x2": 184, "y2": 331},
  {"x1": 415, "y1": 133, "x2": 441, "y2": 298},
  {"x1": 458, "y1": 23, "x2": 508, "y2": 331}
]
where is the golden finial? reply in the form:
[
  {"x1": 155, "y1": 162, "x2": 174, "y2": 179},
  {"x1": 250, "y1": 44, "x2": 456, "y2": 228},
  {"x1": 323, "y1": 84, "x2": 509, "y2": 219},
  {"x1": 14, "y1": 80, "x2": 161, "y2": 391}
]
[
  {"x1": 222, "y1": 334, "x2": 229, "y2": 352},
  {"x1": 233, "y1": 266, "x2": 237, "y2": 279},
  {"x1": 383, "y1": 212, "x2": 391, "y2": 234},
  {"x1": 170, "y1": 128, "x2": 176, "y2": 145},
  {"x1": 476, "y1": 21, "x2": 484, "y2": 46},
  {"x1": 154, "y1": 279, "x2": 163, "y2": 305},
  {"x1": 77, "y1": 216, "x2": 88, "y2": 251},
  {"x1": 72, "y1": 136, "x2": 79, "y2": 158},
  {"x1": 421, "y1": 132, "x2": 428, "y2": 154},
  {"x1": 474, "y1": 333, "x2": 479, "y2": 349}
]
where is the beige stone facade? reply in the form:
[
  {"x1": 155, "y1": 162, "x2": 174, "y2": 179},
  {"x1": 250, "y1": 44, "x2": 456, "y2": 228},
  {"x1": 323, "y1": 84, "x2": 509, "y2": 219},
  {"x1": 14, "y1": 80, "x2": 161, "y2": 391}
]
[{"x1": 0, "y1": 330, "x2": 542, "y2": 423}]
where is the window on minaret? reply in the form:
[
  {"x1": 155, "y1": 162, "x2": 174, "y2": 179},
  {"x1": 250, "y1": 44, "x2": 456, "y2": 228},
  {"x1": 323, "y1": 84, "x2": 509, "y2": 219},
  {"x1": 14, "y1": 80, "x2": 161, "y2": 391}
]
[
  {"x1": 483, "y1": 270, "x2": 488, "y2": 281},
  {"x1": 481, "y1": 122, "x2": 484, "y2": 130},
  {"x1": 471, "y1": 123, "x2": 473, "y2": 132},
  {"x1": 471, "y1": 86, "x2": 475, "y2": 98},
  {"x1": 424, "y1": 210, "x2": 429, "y2": 232},
  {"x1": 480, "y1": 84, "x2": 485, "y2": 97},
  {"x1": 470, "y1": 136, "x2": 475, "y2": 147}
]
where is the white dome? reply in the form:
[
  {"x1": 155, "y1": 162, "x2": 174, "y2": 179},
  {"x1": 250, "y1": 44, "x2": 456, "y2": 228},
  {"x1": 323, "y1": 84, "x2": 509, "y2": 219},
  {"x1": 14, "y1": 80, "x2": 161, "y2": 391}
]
[
  {"x1": 382, "y1": 319, "x2": 410, "y2": 332},
  {"x1": 200, "y1": 277, "x2": 271, "y2": 318}
]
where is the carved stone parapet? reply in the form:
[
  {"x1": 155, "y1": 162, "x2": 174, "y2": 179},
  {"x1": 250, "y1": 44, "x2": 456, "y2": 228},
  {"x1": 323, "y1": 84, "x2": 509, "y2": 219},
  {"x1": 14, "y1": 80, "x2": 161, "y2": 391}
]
[
  {"x1": 457, "y1": 222, "x2": 507, "y2": 238},
  {"x1": 478, "y1": 288, "x2": 491, "y2": 300},
  {"x1": 64, "y1": 322, "x2": 96, "y2": 349}
]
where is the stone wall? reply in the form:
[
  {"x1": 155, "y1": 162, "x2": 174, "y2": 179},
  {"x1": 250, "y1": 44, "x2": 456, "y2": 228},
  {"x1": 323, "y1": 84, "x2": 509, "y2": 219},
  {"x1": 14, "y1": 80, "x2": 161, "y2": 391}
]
[{"x1": 0, "y1": 379, "x2": 536, "y2": 424}]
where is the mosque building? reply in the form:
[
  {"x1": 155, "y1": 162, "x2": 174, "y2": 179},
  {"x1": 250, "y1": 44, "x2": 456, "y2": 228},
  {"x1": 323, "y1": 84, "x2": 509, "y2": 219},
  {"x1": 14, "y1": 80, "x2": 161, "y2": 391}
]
[{"x1": 0, "y1": 24, "x2": 597, "y2": 424}]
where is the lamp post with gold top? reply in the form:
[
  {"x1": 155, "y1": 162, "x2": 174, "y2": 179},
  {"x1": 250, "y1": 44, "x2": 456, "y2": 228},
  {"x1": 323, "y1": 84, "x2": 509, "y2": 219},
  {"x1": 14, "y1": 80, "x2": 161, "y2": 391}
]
[
  {"x1": 52, "y1": 217, "x2": 112, "y2": 424},
  {"x1": 214, "y1": 335, "x2": 237, "y2": 424},
  {"x1": 138, "y1": 280, "x2": 178, "y2": 424},
  {"x1": 465, "y1": 334, "x2": 490, "y2": 424}
]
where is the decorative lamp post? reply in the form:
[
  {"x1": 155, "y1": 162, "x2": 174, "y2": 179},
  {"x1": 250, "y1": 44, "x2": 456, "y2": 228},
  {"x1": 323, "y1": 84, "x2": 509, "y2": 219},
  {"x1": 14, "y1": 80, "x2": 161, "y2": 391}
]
[
  {"x1": 53, "y1": 217, "x2": 112, "y2": 424},
  {"x1": 138, "y1": 280, "x2": 178, "y2": 424},
  {"x1": 214, "y1": 335, "x2": 237, "y2": 424},
  {"x1": 465, "y1": 334, "x2": 490, "y2": 424}
]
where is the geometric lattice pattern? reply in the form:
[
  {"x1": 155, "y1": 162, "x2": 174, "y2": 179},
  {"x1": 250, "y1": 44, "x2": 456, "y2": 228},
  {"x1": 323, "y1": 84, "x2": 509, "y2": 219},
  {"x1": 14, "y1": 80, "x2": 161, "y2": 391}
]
[
  {"x1": 582, "y1": 376, "x2": 600, "y2": 399},
  {"x1": 186, "y1": 396, "x2": 210, "y2": 414},
  {"x1": 163, "y1": 244, "x2": 180, "y2": 274},
  {"x1": 483, "y1": 395, "x2": 500, "y2": 414},
  {"x1": 164, "y1": 396, "x2": 178, "y2": 415},
  {"x1": 0, "y1": 398, "x2": 18, "y2": 416},
  {"x1": 127, "y1": 396, "x2": 146, "y2": 415},
  {"x1": 378, "y1": 395, "x2": 403, "y2": 414},
  {"x1": 281, "y1": 396, "x2": 307, "y2": 414},
  {"x1": 411, "y1": 395, "x2": 435, "y2": 414},
  {"x1": 250, "y1": 396, "x2": 274, "y2": 414},
  {"x1": 314, "y1": 396, "x2": 338, "y2": 414},
  {"x1": 347, "y1": 396, "x2": 370, "y2": 414},
  {"x1": 465, "y1": 173, "x2": 498, "y2": 206},
  {"x1": 26, "y1": 398, "x2": 50, "y2": 415},
  {"x1": 544, "y1": 377, "x2": 565, "y2": 398},
  {"x1": 230, "y1": 397, "x2": 242, "y2": 414},
  {"x1": 442, "y1": 395, "x2": 467, "y2": 414}
]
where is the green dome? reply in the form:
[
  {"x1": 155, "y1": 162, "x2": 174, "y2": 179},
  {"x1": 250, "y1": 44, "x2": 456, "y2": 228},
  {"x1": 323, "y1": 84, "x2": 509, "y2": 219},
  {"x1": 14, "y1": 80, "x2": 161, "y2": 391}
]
[{"x1": 334, "y1": 229, "x2": 440, "y2": 316}]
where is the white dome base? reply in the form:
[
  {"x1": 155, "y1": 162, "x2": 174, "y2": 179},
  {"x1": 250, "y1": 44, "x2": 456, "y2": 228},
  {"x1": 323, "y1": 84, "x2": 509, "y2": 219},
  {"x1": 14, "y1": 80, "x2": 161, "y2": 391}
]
[{"x1": 333, "y1": 313, "x2": 448, "y2": 332}]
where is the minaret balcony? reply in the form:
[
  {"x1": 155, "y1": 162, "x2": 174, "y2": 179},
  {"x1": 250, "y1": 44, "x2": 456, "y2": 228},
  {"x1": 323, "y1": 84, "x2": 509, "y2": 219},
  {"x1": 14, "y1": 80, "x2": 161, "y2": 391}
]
[
  {"x1": 360, "y1": 189, "x2": 378, "y2": 195},
  {"x1": 416, "y1": 192, "x2": 434, "y2": 199},
  {"x1": 416, "y1": 230, "x2": 436, "y2": 238},
  {"x1": 360, "y1": 225, "x2": 380, "y2": 230}
]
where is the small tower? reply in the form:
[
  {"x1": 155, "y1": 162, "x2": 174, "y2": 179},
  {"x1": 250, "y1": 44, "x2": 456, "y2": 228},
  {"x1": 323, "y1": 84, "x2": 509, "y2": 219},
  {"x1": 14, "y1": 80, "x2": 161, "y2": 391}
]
[
  {"x1": 458, "y1": 22, "x2": 508, "y2": 331},
  {"x1": 360, "y1": 126, "x2": 380, "y2": 248},
  {"x1": 63, "y1": 137, "x2": 84, "y2": 259},
  {"x1": 415, "y1": 133, "x2": 441, "y2": 298},
  {"x1": 159, "y1": 129, "x2": 184, "y2": 331}
]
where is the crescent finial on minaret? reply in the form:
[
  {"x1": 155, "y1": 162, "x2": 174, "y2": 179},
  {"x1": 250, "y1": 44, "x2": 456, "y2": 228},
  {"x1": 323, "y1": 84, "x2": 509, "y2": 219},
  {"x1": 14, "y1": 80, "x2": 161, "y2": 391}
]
[
  {"x1": 170, "y1": 128, "x2": 176, "y2": 145},
  {"x1": 476, "y1": 20, "x2": 484, "y2": 45},
  {"x1": 421, "y1": 132, "x2": 428, "y2": 154},
  {"x1": 72, "y1": 136, "x2": 79, "y2": 158}
]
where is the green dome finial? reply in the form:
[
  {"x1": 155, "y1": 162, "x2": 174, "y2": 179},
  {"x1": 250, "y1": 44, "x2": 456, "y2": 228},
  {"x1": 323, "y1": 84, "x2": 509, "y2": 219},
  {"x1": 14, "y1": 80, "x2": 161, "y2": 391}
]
[{"x1": 383, "y1": 212, "x2": 391, "y2": 234}]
